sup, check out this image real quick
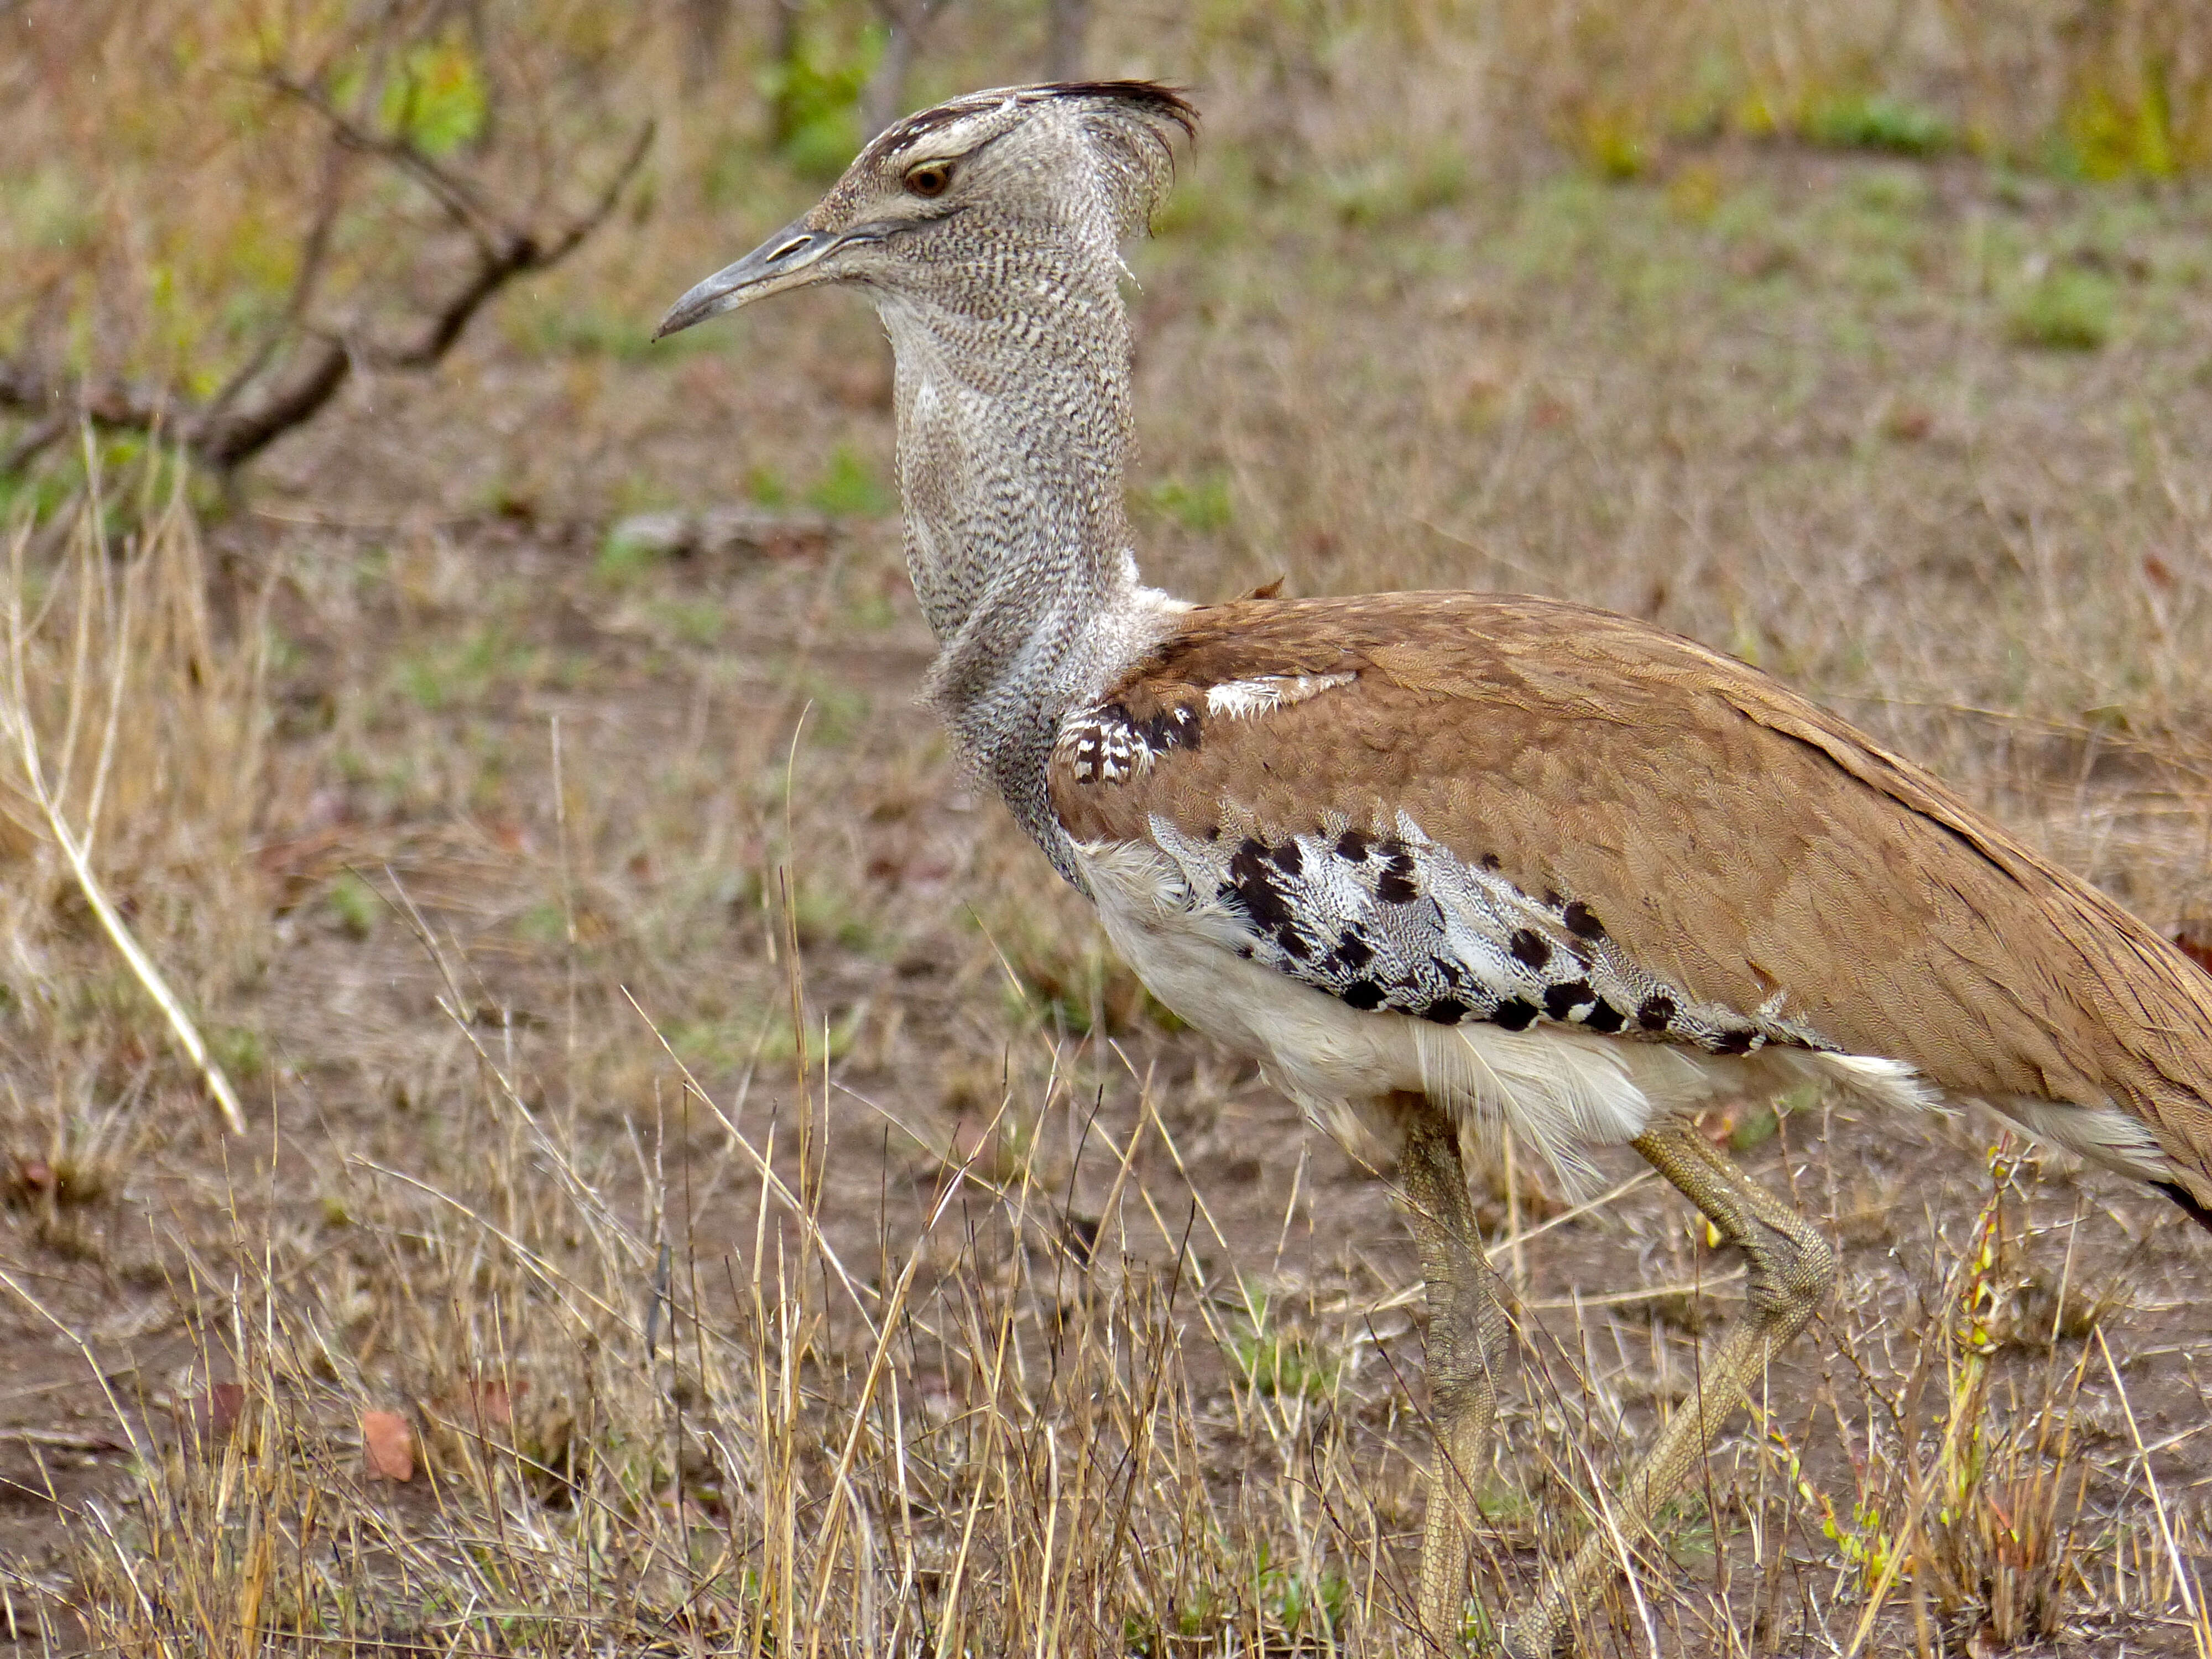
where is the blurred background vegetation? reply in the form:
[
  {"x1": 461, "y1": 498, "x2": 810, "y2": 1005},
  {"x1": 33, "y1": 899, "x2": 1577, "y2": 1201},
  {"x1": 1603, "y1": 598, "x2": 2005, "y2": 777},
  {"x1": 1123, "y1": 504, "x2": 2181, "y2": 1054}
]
[{"x1": 3, "y1": 0, "x2": 2207, "y2": 497}]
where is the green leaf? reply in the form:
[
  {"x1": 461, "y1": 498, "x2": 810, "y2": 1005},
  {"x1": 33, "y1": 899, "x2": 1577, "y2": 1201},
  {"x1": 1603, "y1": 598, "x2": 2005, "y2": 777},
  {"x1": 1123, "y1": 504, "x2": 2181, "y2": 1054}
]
[{"x1": 380, "y1": 39, "x2": 488, "y2": 158}]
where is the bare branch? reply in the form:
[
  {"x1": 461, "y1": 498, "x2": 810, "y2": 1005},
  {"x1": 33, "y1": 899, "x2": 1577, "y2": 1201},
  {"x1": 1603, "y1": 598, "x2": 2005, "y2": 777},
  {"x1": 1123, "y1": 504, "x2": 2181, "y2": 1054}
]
[
  {"x1": 0, "y1": 364, "x2": 173, "y2": 441},
  {"x1": 203, "y1": 142, "x2": 350, "y2": 429},
  {"x1": 263, "y1": 72, "x2": 508, "y2": 257},
  {"x1": 195, "y1": 337, "x2": 353, "y2": 472},
  {"x1": 364, "y1": 114, "x2": 654, "y2": 371},
  {"x1": 543, "y1": 116, "x2": 658, "y2": 267},
  {"x1": 0, "y1": 410, "x2": 68, "y2": 475},
  {"x1": 0, "y1": 112, "x2": 654, "y2": 478}
]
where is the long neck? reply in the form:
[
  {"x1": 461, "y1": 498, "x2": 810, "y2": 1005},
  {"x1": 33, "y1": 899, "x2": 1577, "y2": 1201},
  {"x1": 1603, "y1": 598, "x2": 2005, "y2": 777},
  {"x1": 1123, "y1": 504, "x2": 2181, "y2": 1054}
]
[{"x1": 877, "y1": 242, "x2": 1166, "y2": 880}]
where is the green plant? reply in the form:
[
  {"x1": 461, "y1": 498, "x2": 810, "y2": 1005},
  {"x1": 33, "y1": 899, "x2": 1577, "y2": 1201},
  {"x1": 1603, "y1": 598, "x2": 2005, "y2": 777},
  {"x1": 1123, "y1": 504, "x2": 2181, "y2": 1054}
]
[
  {"x1": 0, "y1": 2, "x2": 649, "y2": 478},
  {"x1": 1323, "y1": 151, "x2": 1470, "y2": 226},
  {"x1": 368, "y1": 35, "x2": 489, "y2": 158},
  {"x1": 660, "y1": 1006, "x2": 860, "y2": 1071},
  {"x1": 763, "y1": 12, "x2": 885, "y2": 180},
  {"x1": 745, "y1": 463, "x2": 791, "y2": 508},
  {"x1": 595, "y1": 523, "x2": 665, "y2": 584},
  {"x1": 2007, "y1": 268, "x2": 2116, "y2": 349},
  {"x1": 1575, "y1": 105, "x2": 1651, "y2": 180},
  {"x1": 1477, "y1": 1479, "x2": 1534, "y2": 1526},
  {"x1": 994, "y1": 926, "x2": 1172, "y2": 1039},
  {"x1": 2059, "y1": 77, "x2": 2182, "y2": 180},
  {"x1": 1255, "y1": 1547, "x2": 1352, "y2": 1636},
  {"x1": 1728, "y1": 1103, "x2": 1779, "y2": 1151},
  {"x1": 208, "y1": 1025, "x2": 267, "y2": 1079},
  {"x1": 1224, "y1": 1279, "x2": 1340, "y2": 1401},
  {"x1": 645, "y1": 597, "x2": 726, "y2": 647},
  {"x1": 1138, "y1": 471, "x2": 1233, "y2": 533},
  {"x1": 1805, "y1": 94, "x2": 1954, "y2": 156},
  {"x1": 805, "y1": 445, "x2": 893, "y2": 517},
  {"x1": 389, "y1": 627, "x2": 539, "y2": 711},
  {"x1": 327, "y1": 872, "x2": 380, "y2": 940}
]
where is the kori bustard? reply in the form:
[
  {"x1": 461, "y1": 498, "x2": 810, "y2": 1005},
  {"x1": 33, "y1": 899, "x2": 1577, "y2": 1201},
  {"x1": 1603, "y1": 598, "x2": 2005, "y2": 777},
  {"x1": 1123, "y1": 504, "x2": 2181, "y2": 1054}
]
[{"x1": 659, "y1": 83, "x2": 2212, "y2": 1652}]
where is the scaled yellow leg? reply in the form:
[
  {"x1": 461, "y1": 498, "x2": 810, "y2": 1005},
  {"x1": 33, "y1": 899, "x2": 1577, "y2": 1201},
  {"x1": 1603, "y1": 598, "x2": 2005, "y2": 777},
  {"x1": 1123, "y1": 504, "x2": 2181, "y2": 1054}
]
[
  {"x1": 1501, "y1": 1121, "x2": 1835, "y2": 1657},
  {"x1": 1395, "y1": 1098, "x2": 1511, "y2": 1647}
]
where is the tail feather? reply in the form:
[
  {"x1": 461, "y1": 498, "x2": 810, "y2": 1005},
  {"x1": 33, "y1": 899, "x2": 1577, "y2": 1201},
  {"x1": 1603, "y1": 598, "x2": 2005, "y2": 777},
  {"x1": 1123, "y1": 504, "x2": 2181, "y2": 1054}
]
[{"x1": 2154, "y1": 1180, "x2": 2212, "y2": 1237}]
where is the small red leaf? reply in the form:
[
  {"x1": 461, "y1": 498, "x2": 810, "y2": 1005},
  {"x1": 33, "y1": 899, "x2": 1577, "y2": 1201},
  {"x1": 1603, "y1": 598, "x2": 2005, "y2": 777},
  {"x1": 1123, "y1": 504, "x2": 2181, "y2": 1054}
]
[
  {"x1": 206, "y1": 1381, "x2": 245, "y2": 1432},
  {"x1": 462, "y1": 1377, "x2": 525, "y2": 1428},
  {"x1": 361, "y1": 1410, "x2": 415, "y2": 1483},
  {"x1": 177, "y1": 1381, "x2": 245, "y2": 1443},
  {"x1": 1884, "y1": 405, "x2": 1934, "y2": 443}
]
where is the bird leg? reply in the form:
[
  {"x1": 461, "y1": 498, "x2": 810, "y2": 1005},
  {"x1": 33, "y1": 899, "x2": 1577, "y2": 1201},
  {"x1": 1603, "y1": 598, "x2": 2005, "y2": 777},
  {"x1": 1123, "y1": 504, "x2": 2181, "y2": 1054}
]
[
  {"x1": 1501, "y1": 1120, "x2": 1836, "y2": 1657},
  {"x1": 1395, "y1": 1097, "x2": 1511, "y2": 1647}
]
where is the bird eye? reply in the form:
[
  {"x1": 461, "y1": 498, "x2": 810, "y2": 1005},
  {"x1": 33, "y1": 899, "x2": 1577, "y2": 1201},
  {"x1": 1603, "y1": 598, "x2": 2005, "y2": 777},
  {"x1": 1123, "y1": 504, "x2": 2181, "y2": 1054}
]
[{"x1": 904, "y1": 162, "x2": 953, "y2": 199}]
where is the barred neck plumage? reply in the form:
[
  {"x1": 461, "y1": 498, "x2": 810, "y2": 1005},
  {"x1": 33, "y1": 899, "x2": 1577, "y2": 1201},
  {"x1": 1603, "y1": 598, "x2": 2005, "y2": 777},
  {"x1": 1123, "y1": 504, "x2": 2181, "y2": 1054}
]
[
  {"x1": 873, "y1": 220, "x2": 1175, "y2": 885},
  {"x1": 651, "y1": 83, "x2": 1197, "y2": 885}
]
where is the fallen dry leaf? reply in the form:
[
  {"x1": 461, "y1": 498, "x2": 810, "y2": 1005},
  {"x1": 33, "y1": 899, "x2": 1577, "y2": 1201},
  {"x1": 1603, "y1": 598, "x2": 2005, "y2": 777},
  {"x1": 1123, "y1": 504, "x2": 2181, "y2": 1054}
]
[
  {"x1": 1884, "y1": 404, "x2": 1934, "y2": 442},
  {"x1": 458, "y1": 1376, "x2": 526, "y2": 1429},
  {"x1": 178, "y1": 1381, "x2": 246, "y2": 1444},
  {"x1": 361, "y1": 1410, "x2": 415, "y2": 1482}
]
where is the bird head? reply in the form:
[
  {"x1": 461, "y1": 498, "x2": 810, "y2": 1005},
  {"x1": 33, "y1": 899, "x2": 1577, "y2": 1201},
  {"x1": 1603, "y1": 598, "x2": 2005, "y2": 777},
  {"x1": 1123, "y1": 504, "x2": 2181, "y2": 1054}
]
[{"x1": 655, "y1": 81, "x2": 1195, "y2": 339}]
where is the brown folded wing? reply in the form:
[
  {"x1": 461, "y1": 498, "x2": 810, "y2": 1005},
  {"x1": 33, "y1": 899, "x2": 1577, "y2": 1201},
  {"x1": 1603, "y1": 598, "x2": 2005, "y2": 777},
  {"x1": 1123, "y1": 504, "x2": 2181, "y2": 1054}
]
[{"x1": 1049, "y1": 592, "x2": 2212, "y2": 1192}]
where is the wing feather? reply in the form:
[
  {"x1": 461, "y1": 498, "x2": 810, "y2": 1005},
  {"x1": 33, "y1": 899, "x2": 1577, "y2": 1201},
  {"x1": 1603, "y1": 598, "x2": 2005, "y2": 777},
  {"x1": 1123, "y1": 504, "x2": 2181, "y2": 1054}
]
[{"x1": 1048, "y1": 591, "x2": 2212, "y2": 1195}]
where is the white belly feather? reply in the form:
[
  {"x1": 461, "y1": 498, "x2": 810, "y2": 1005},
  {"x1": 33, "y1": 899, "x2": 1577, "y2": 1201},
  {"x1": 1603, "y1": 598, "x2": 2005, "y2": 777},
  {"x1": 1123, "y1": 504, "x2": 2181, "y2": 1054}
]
[{"x1": 1074, "y1": 836, "x2": 1935, "y2": 1185}]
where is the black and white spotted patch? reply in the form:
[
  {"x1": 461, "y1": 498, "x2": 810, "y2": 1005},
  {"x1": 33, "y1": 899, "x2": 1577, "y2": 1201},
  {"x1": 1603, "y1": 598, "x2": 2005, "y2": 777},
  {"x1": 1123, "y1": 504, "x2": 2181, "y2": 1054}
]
[
  {"x1": 1057, "y1": 674, "x2": 1354, "y2": 787},
  {"x1": 1149, "y1": 811, "x2": 1825, "y2": 1057},
  {"x1": 1055, "y1": 701, "x2": 1202, "y2": 785}
]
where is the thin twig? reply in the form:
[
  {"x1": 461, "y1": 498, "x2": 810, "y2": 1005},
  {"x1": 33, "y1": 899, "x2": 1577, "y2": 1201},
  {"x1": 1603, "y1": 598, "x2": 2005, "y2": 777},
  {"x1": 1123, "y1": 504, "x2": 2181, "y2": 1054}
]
[
  {"x1": 2096, "y1": 1327, "x2": 2209, "y2": 1655},
  {"x1": 0, "y1": 514, "x2": 245, "y2": 1136},
  {"x1": 263, "y1": 71, "x2": 507, "y2": 250}
]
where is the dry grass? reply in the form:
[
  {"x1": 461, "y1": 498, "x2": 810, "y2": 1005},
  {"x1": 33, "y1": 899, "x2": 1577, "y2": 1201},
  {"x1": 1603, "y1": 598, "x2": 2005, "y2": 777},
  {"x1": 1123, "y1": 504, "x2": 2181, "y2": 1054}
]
[{"x1": 5, "y1": 2, "x2": 2212, "y2": 1655}]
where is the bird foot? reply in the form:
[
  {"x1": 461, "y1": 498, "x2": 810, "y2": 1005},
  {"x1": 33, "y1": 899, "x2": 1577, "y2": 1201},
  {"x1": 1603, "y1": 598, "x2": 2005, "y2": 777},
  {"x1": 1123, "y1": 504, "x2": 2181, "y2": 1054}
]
[
  {"x1": 1495, "y1": 1616, "x2": 1559, "y2": 1659},
  {"x1": 1416, "y1": 1609, "x2": 1551, "y2": 1658}
]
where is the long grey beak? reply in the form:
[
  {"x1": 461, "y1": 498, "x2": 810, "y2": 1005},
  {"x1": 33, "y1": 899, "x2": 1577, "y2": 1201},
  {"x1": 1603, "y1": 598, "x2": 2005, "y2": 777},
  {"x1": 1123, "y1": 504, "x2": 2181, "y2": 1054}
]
[{"x1": 654, "y1": 220, "x2": 835, "y2": 340}]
